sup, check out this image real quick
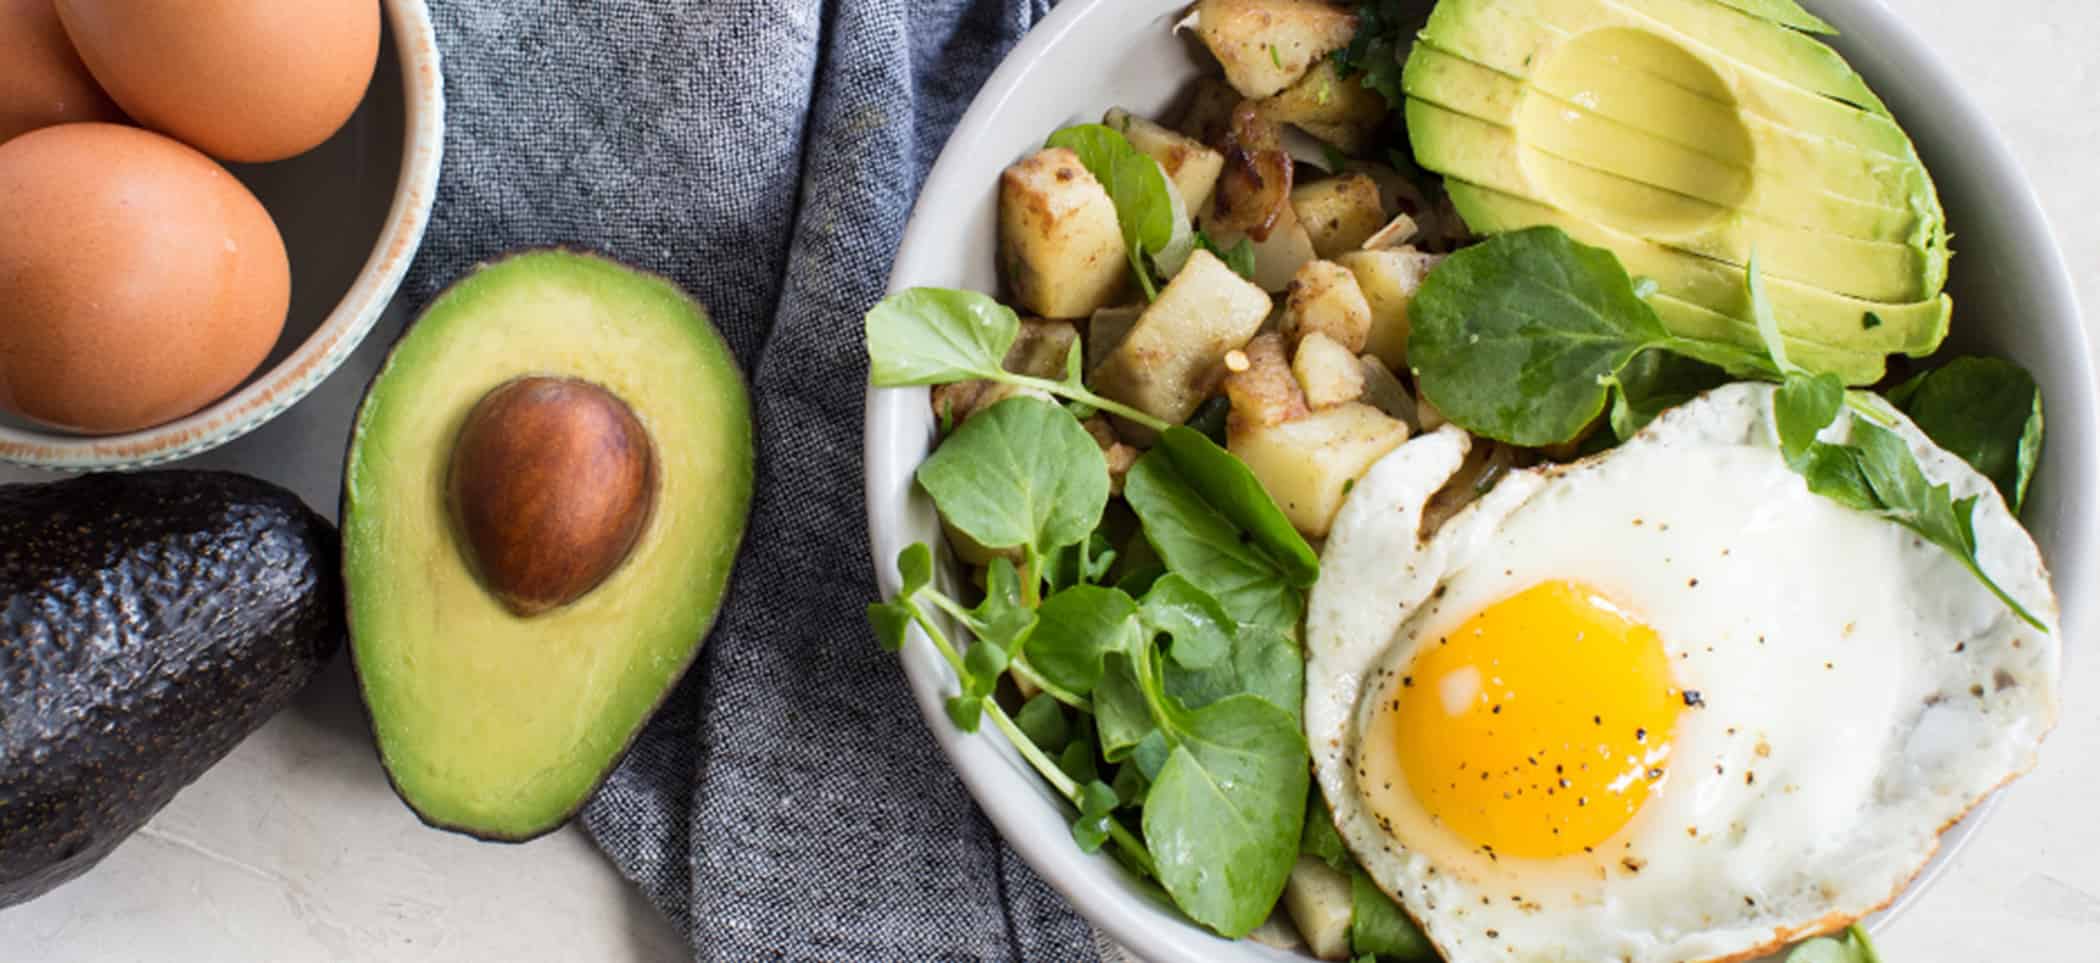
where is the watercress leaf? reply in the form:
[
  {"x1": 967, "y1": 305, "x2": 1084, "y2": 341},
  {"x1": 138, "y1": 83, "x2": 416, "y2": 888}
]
[
  {"x1": 1115, "y1": 564, "x2": 1166, "y2": 599},
  {"x1": 865, "y1": 287, "x2": 1018, "y2": 386},
  {"x1": 1141, "y1": 694, "x2": 1311, "y2": 938},
  {"x1": 1151, "y1": 161, "x2": 1198, "y2": 279},
  {"x1": 1300, "y1": 792, "x2": 1349, "y2": 872},
  {"x1": 1164, "y1": 622, "x2": 1304, "y2": 721},
  {"x1": 1047, "y1": 123, "x2": 1176, "y2": 295},
  {"x1": 1044, "y1": 530, "x2": 1118, "y2": 594},
  {"x1": 1141, "y1": 574, "x2": 1235, "y2": 670},
  {"x1": 1028, "y1": 585, "x2": 1142, "y2": 696},
  {"x1": 895, "y1": 542, "x2": 935, "y2": 596},
  {"x1": 1112, "y1": 760, "x2": 1152, "y2": 808},
  {"x1": 1079, "y1": 779, "x2": 1121, "y2": 818},
  {"x1": 1060, "y1": 734, "x2": 1101, "y2": 784},
  {"x1": 1772, "y1": 371, "x2": 1845, "y2": 470},
  {"x1": 1184, "y1": 395, "x2": 1232, "y2": 445},
  {"x1": 1133, "y1": 728, "x2": 1172, "y2": 781},
  {"x1": 1349, "y1": 868, "x2": 1433, "y2": 960},
  {"x1": 866, "y1": 600, "x2": 913, "y2": 652},
  {"x1": 1888, "y1": 356, "x2": 2044, "y2": 512},
  {"x1": 972, "y1": 557, "x2": 1037, "y2": 654},
  {"x1": 1094, "y1": 655, "x2": 1156, "y2": 762},
  {"x1": 1125, "y1": 452, "x2": 1305, "y2": 633},
  {"x1": 1155, "y1": 426, "x2": 1321, "y2": 587},
  {"x1": 1071, "y1": 816, "x2": 1112, "y2": 854},
  {"x1": 916, "y1": 396, "x2": 1110, "y2": 556},
  {"x1": 1015, "y1": 693, "x2": 1071, "y2": 755},
  {"x1": 1797, "y1": 442, "x2": 1879, "y2": 512},
  {"x1": 945, "y1": 694, "x2": 984, "y2": 732},
  {"x1": 1608, "y1": 350, "x2": 1731, "y2": 441},
  {"x1": 1408, "y1": 227, "x2": 1673, "y2": 447},
  {"x1": 963, "y1": 639, "x2": 1010, "y2": 687},
  {"x1": 1786, "y1": 925, "x2": 1880, "y2": 963},
  {"x1": 1850, "y1": 420, "x2": 2046, "y2": 630}
]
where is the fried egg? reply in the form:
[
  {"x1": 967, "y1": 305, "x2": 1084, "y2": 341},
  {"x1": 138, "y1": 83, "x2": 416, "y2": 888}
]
[{"x1": 1305, "y1": 383, "x2": 2060, "y2": 962}]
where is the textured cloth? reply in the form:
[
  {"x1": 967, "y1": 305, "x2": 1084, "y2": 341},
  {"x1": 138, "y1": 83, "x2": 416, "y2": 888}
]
[{"x1": 400, "y1": 1, "x2": 1103, "y2": 960}]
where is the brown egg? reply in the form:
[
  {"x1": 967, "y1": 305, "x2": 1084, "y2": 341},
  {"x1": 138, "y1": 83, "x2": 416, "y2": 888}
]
[
  {"x1": 0, "y1": 123, "x2": 290, "y2": 434},
  {"x1": 55, "y1": 0, "x2": 379, "y2": 163},
  {"x1": 0, "y1": 0, "x2": 122, "y2": 144}
]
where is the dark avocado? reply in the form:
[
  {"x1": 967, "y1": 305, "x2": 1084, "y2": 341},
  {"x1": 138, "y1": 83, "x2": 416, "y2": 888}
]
[
  {"x1": 0, "y1": 471, "x2": 341, "y2": 907},
  {"x1": 342, "y1": 250, "x2": 753, "y2": 841}
]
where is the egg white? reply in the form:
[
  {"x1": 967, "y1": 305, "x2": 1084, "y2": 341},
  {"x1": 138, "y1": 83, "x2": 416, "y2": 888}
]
[{"x1": 1305, "y1": 383, "x2": 2061, "y2": 963}]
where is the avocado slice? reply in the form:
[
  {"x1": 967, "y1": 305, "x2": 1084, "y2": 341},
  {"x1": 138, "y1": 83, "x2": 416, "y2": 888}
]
[
  {"x1": 1419, "y1": 0, "x2": 1920, "y2": 162},
  {"x1": 1406, "y1": 0, "x2": 1953, "y2": 375},
  {"x1": 343, "y1": 250, "x2": 754, "y2": 841},
  {"x1": 1426, "y1": 0, "x2": 1887, "y2": 116},
  {"x1": 1403, "y1": 45, "x2": 1930, "y2": 238},
  {"x1": 1406, "y1": 100, "x2": 1939, "y2": 302},
  {"x1": 1444, "y1": 181, "x2": 1950, "y2": 374},
  {"x1": 1, "y1": 472, "x2": 341, "y2": 907}
]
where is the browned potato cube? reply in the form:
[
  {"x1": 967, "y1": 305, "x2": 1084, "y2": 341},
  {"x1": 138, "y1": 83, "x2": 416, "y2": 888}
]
[
  {"x1": 1260, "y1": 60, "x2": 1389, "y2": 154},
  {"x1": 1222, "y1": 332, "x2": 1309, "y2": 430},
  {"x1": 1000, "y1": 147, "x2": 1129, "y2": 318},
  {"x1": 1229, "y1": 401, "x2": 1410, "y2": 537},
  {"x1": 1091, "y1": 248, "x2": 1272, "y2": 442},
  {"x1": 1283, "y1": 856, "x2": 1355, "y2": 960},
  {"x1": 1334, "y1": 246, "x2": 1443, "y2": 371},
  {"x1": 1292, "y1": 173, "x2": 1389, "y2": 258},
  {"x1": 1281, "y1": 260, "x2": 1372, "y2": 353},
  {"x1": 1193, "y1": 0, "x2": 1358, "y2": 100},
  {"x1": 1292, "y1": 331, "x2": 1365, "y2": 408}
]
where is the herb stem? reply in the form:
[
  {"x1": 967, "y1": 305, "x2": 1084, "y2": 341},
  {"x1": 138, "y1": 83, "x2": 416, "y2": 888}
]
[
  {"x1": 1009, "y1": 373, "x2": 1170, "y2": 433},
  {"x1": 909, "y1": 595, "x2": 1158, "y2": 877},
  {"x1": 924, "y1": 591, "x2": 982, "y2": 634}
]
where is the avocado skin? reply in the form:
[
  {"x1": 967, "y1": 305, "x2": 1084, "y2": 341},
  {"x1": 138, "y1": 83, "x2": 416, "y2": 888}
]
[{"x1": 0, "y1": 472, "x2": 342, "y2": 907}]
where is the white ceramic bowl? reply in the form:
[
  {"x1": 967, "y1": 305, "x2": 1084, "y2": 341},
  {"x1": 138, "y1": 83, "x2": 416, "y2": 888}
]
[
  {"x1": 0, "y1": 0, "x2": 444, "y2": 470},
  {"x1": 865, "y1": 2, "x2": 2098, "y2": 960}
]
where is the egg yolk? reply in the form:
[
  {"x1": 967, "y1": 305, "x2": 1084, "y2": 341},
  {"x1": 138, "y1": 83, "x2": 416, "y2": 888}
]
[{"x1": 1362, "y1": 580, "x2": 1684, "y2": 860}]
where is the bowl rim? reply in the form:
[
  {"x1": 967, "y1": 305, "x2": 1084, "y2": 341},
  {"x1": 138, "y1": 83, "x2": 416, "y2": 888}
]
[
  {"x1": 0, "y1": 0, "x2": 446, "y2": 471},
  {"x1": 865, "y1": 0, "x2": 2097, "y2": 960}
]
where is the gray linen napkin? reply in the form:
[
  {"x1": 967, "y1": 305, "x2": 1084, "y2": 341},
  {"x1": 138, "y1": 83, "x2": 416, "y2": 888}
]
[{"x1": 399, "y1": 1, "x2": 1102, "y2": 960}]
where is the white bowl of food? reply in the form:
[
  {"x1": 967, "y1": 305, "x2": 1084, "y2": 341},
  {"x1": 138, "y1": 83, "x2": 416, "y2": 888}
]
[
  {"x1": 0, "y1": 0, "x2": 443, "y2": 470},
  {"x1": 865, "y1": 1, "x2": 2094, "y2": 961}
]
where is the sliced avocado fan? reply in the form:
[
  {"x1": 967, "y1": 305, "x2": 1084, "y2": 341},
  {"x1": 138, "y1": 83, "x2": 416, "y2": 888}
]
[
  {"x1": 1403, "y1": 0, "x2": 1952, "y2": 383},
  {"x1": 343, "y1": 250, "x2": 754, "y2": 841}
]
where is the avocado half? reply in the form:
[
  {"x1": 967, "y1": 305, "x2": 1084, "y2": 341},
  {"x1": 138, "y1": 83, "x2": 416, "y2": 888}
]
[
  {"x1": 1402, "y1": 0, "x2": 1951, "y2": 384},
  {"x1": 342, "y1": 249, "x2": 754, "y2": 841}
]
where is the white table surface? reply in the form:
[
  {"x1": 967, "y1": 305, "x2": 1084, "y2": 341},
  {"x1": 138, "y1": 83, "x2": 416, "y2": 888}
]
[{"x1": 4, "y1": 2, "x2": 2098, "y2": 959}]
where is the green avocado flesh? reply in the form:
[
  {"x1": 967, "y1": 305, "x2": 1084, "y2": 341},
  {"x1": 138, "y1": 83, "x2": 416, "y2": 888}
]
[
  {"x1": 1405, "y1": 0, "x2": 1951, "y2": 382},
  {"x1": 343, "y1": 250, "x2": 753, "y2": 841}
]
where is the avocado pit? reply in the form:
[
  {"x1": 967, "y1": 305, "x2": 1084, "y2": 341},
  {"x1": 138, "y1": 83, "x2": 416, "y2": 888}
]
[{"x1": 448, "y1": 376, "x2": 657, "y2": 617}]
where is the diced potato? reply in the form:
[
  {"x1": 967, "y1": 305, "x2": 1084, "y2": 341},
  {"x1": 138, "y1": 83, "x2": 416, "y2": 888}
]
[
  {"x1": 1283, "y1": 856, "x2": 1355, "y2": 961},
  {"x1": 1088, "y1": 304, "x2": 1144, "y2": 369},
  {"x1": 1082, "y1": 417, "x2": 1140, "y2": 495},
  {"x1": 1000, "y1": 147, "x2": 1129, "y2": 318},
  {"x1": 1293, "y1": 332, "x2": 1364, "y2": 408},
  {"x1": 1230, "y1": 402, "x2": 1410, "y2": 537},
  {"x1": 1092, "y1": 248, "x2": 1273, "y2": 443},
  {"x1": 1292, "y1": 174, "x2": 1389, "y2": 258},
  {"x1": 929, "y1": 320, "x2": 1078, "y2": 427},
  {"x1": 1222, "y1": 332, "x2": 1308, "y2": 429},
  {"x1": 1106, "y1": 107, "x2": 1227, "y2": 215},
  {"x1": 1261, "y1": 60, "x2": 1389, "y2": 154},
  {"x1": 1194, "y1": 0, "x2": 1359, "y2": 100},
  {"x1": 1334, "y1": 246, "x2": 1443, "y2": 371},
  {"x1": 1281, "y1": 260, "x2": 1372, "y2": 353},
  {"x1": 1360, "y1": 212, "x2": 1420, "y2": 251},
  {"x1": 1357, "y1": 353, "x2": 1417, "y2": 427}
]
